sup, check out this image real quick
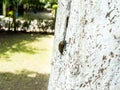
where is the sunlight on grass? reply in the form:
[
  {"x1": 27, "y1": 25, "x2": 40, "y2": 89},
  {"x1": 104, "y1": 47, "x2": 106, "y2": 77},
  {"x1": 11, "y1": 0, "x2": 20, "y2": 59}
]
[{"x1": 0, "y1": 33, "x2": 54, "y2": 74}]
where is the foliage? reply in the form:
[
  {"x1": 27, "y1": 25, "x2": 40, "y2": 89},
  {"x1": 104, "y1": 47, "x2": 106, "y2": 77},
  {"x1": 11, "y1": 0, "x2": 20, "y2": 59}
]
[
  {"x1": 48, "y1": 0, "x2": 58, "y2": 3},
  {"x1": 16, "y1": 20, "x2": 21, "y2": 28},
  {"x1": 52, "y1": 4, "x2": 57, "y2": 16},
  {"x1": 22, "y1": 21, "x2": 30, "y2": 31},
  {"x1": 39, "y1": 0, "x2": 58, "y2": 3},
  {"x1": 44, "y1": 2, "x2": 51, "y2": 8},
  {"x1": 23, "y1": 0, "x2": 58, "y2": 6},
  {"x1": 8, "y1": 0, "x2": 23, "y2": 6},
  {"x1": 39, "y1": 0, "x2": 47, "y2": 3},
  {"x1": 52, "y1": 4, "x2": 58, "y2": 9},
  {"x1": 8, "y1": 10, "x2": 13, "y2": 17}
]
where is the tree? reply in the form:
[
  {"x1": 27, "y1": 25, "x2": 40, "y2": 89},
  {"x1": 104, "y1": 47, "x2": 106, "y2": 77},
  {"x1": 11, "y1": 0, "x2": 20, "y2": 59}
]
[
  {"x1": 2, "y1": 0, "x2": 7, "y2": 16},
  {"x1": 7, "y1": 0, "x2": 23, "y2": 31},
  {"x1": 48, "y1": 0, "x2": 120, "y2": 90}
]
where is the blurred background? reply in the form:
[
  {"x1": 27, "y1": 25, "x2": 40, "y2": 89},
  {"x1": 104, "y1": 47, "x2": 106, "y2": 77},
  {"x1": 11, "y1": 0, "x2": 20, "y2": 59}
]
[{"x1": 0, "y1": 0, "x2": 58, "y2": 90}]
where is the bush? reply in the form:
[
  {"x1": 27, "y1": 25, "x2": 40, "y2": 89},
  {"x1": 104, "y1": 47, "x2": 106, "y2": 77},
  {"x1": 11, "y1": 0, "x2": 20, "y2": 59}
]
[
  {"x1": 52, "y1": 4, "x2": 58, "y2": 15},
  {"x1": 16, "y1": 20, "x2": 21, "y2": 28},
  {"x1": 8, "y1": 11, "x2": 13, "y2": 17},
  {"x1": 52, "y1": 4, "x2": 58, "y2": 10},
  {"x1": 22, "y1": 21, "x2": 30, "y2": 31}
]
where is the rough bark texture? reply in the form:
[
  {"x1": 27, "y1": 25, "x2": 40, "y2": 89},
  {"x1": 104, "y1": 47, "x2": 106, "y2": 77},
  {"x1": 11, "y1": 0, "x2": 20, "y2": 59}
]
[{"x1": 49, "y1": 0, "x2": 120, "y2": 90}]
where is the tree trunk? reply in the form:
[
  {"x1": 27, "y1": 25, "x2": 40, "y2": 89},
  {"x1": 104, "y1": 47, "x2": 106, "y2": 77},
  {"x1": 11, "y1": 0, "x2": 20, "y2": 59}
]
[
  {"x1": 3, "y1": 0, "x2": 7, "y2": 16},
  {"x1": 13, "y1": 6, "x2": 17, "y2": 32},
  {"x1": 48, "y1": 0, "x2": 120, "y2": 90}
]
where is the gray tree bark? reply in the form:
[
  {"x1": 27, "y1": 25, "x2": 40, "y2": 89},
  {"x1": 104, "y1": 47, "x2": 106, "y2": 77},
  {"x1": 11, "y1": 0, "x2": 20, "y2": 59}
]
[{"x1": 48, "y1": 0, "x2": 120, "y2": 90}]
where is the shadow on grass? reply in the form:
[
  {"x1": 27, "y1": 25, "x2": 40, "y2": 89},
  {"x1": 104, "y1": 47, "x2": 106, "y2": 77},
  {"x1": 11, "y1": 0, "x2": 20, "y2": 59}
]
[
  {"x1": 0, "y1": 69, "x2": 49, "y2": 90},
  {"x1": 0, "y1": 31, "x2": 52, "y2": 59}
]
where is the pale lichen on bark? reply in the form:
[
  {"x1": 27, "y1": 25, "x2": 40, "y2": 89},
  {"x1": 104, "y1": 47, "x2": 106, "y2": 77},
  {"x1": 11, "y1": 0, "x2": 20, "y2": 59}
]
[{"x1": 48, "y1": 0, "x2": 120, "y2": 90}]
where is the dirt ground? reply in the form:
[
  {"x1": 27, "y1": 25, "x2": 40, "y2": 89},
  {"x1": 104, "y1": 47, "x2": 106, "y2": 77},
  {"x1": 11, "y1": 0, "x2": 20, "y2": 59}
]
[
  {"x1": 0, "y1": 31, "x2": 54, "y2": 90},
  {"x1": 0, "y1": 71, "x2": 49, "y2": 90}
]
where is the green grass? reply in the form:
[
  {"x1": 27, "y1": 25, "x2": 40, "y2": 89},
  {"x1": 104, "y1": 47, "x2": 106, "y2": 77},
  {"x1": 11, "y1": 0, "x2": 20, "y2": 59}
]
[{"x1": 0, "y1": 32, "x2": 54, "y2": 90}]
